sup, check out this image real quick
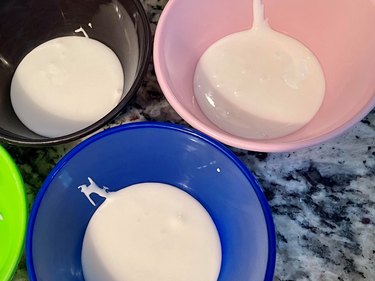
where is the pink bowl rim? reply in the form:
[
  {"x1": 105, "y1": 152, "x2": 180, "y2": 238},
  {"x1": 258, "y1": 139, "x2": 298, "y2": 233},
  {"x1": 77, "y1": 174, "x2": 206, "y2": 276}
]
[{"x1": 153, "y1": 0, "x2": 375, "y2": 153}]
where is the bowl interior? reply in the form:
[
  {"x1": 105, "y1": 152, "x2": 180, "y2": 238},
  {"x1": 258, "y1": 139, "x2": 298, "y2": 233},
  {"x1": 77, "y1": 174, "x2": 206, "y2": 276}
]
[
  {"x1": 154, "y1": 0, "x2": 375, "y2": 151},
  {"x1": 0, "y1": 0, "x2": 150, "y2": 145},
  {"x1": 27, "y1": 123, "x2": 275, "y2": 281},
  {"x1": 0, "y1": 146, "x2": 27, "y2": 280}
]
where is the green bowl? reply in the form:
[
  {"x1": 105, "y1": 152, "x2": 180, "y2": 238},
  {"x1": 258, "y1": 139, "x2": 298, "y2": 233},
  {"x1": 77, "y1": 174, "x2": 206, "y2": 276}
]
[{"x1": 0, "y1": 146, "x2": 27, "y2": 281}]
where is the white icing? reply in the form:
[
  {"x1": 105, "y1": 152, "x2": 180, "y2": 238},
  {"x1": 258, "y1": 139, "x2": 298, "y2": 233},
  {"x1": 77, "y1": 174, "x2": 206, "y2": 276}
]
[
  {"x1": 194, "y1": 0, "x2": 325, "y2": 139},
  {"x1": 80, "y1": 181, "x2": 222, "y2": 281},
  {"x1": 11, "y1": 36, "x2": 124, "y2": 137}
]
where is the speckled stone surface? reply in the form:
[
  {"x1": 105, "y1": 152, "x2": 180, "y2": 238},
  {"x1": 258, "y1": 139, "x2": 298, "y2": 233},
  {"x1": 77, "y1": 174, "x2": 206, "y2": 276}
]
[{"x1": 5, "y1": 0, "x2": 375, "y2": 280}]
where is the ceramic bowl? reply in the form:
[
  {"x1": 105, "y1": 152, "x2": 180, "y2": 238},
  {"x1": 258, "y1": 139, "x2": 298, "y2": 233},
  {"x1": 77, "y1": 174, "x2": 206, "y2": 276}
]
[
  {"x1": 0, "y1": 145, "x2": 27, "y2": 280},
  {"x1": 26, "y1": 122, "x2": 276, "y2": 281},
  {"x1": 0, "y1": 0, "x2": 151, "y2": 146},
  {"x1": 154, "y1": 0, "x2": 375, "y2": 152}
]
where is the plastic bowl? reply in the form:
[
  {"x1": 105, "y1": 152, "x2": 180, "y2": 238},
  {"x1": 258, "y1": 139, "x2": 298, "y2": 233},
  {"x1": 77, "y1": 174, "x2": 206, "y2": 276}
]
[
  {"x1": 0, "y1": 145, "x2": 27, "y2": 280},
  {"x1": 0, "y1": 0, "x2": 151, "y2": 146},
  {"x1": 154, "y1": 0, "x2": 375, "y2": 152},
  {"x1": 26, "y1": 122, "x2": 276, "y2": 281}
]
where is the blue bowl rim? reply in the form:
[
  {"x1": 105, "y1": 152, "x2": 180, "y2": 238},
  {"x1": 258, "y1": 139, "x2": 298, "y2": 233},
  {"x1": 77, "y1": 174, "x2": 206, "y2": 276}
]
[{"x1": 26, "y1": 121, "x2": 276, "y2": 281}]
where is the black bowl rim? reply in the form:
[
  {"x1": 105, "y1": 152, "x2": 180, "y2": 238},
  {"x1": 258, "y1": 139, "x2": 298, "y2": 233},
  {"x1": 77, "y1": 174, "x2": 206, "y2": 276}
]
[{"x1": 0, "y1": 0, "x2": 152, "y2": 147}]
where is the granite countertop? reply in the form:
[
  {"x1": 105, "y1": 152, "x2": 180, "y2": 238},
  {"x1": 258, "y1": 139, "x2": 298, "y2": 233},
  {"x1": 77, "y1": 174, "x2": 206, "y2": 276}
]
[{"x1": 6, "y1": 0, "x2": 375, "y2": 280}]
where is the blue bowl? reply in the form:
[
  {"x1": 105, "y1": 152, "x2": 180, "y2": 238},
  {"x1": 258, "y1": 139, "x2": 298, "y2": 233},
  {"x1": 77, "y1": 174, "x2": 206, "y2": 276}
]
[{"x1": 26, "y1": 122, "x2": 276, "y2": 281}]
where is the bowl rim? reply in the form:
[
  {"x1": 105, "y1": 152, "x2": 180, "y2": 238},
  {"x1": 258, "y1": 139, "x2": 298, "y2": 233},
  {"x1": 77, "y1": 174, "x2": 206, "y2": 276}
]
[
  {"x1": 0, "y1": 145, "x2": 27, "y2": 281},
  {"x1": 0, "y1": 0, "x2": 152, "y2": 147},
  {"x1": 153, "y1": 0, "x2": 375, "y2": 153},
  {"x1": 26, "y1": 121, "x2": 276, "y2": 281}
]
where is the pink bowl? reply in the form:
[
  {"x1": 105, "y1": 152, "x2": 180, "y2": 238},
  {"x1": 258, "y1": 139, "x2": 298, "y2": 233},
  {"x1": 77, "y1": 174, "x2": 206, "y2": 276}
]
[{"x1": 154, "y1": 0, "x2": 375, "y2": 152}]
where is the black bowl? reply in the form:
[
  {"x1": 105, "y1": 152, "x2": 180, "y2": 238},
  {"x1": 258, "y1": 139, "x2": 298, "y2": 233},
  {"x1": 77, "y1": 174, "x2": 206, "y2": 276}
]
[{"x1": 0, "y1": 0, "x2": 151, "y2": 146}]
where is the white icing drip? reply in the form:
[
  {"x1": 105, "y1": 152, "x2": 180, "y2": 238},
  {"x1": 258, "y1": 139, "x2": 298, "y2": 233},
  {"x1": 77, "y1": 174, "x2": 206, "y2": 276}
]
[{"x1": 78, "y1": 177, "x2": 110, "y2": 206}]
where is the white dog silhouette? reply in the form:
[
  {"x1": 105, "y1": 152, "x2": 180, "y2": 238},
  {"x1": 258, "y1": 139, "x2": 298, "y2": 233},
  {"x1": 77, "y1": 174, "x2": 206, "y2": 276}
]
[{"x1": 78, "y1": 177, "x2": 110, "y2": 206}]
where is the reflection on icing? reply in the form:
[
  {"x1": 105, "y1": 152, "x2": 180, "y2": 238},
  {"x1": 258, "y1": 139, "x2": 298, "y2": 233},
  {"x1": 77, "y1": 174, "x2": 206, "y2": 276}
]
[{"x1": 194, "y1": 0, "x2": 326, "y2": 139}]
